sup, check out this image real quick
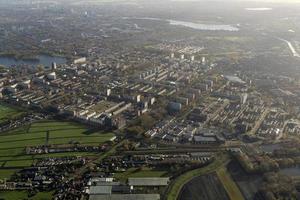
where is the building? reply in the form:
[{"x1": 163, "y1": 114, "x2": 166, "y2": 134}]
[
  {"x1": 191, "y1": 55, "x2": 195, "y2": 61},
  {"x1": 193, "y1": 135, "x2": 217, "y2": 144},
  {"x1": 168, "y1": 102, "x2": 182, "y2": 113},
  {"x1": 106, "y1": 89, "x2": 111, "y2": 97},
  {"x1": 6, "y1": 84, "x2": 18, "y2": 93},
  {"x1": 128, "y1": 178, "x2": 169, "y2": 186},
  {"x1": 89, "y1": 186, "x2": 112, "y2": 195},
  {"x1": 89, "y1": 194, "x2": 160, "y2": 200},
  {"x1": 47, "y1": 72, "x2": 56, "y2": 80},
  {"x1": 74, "y1": 57, "x2": 87, "y2": 64},
  {"x1": 19, "y1": 80, "x2": 31, "y2": 89},
  {"x1": 52, "y1": 62, "x2": 57, "y2": 70}
]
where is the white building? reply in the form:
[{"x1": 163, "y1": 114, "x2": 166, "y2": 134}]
[
  {"x1": 47, "y1": 72, "x2": 56, "y2": 80},
  {"x1": 74, "y1": 57, "x2": 87, "y2": 64}
]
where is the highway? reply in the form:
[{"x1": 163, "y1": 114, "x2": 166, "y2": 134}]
[{"x1": 278, "y1": 38, "x2": 300, "y2": 58}]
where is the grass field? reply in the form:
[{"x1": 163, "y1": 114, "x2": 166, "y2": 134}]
[
  {"x1": 0, "y1": 169, "x2": 16, "y2": 179},
  {"x1": 0, "y1": 191, "x2": 28, "y2": 200},
  {"x1": 0, "y1": 120, "x2": 115, "y2": 179},
  {"x1": 0, "y1": 191, "x2": 53, "y2": 200},
  {"x1": 114, "y1": 167, "x2": 168, "y2": 181},
  {"x1": 217, "y1": 167, "x2": 244, "y2": 200},
  {"x1": 0, "y1": 103, "x2": 24, "y2": 123}
]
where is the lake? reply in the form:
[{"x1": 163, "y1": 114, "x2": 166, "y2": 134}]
[
  {"x1": 260, "y1": 143, "x2": 282, "y2": 153},
  {"x1": 245, "y1": 8, "x2": 273, "y2": 11},
  {"x1": 168, "y1": 20, "x2": 239, "y2": 31},
  {"x1": 280, "y1": 166, "x2": 300, "y2": 177},
  {"x1": 123, "y1": 17, "x2": 239, "y2": 31},
  {"x1": 0, "y1": 54, "x2": 67, "y2": 67}
]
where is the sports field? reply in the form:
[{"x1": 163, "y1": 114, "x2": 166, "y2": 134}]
[{"x1": 0, "y1": 120, "x2": 114, "y2": 178}]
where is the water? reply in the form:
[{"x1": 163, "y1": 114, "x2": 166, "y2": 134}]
[
  {"x1": 260, "y1": 143, "x2": 282, "y2": 153},
  {"x1": 280, "y1": 167, "x2": 300, "y2": 176},
  {"x1": 277, "y1": 38, "x2": 300, "y2": 58},
  {"x1": 0, "y1": 54, "x2": 67, "y2": 67},
  {"x1": 168, "y1": 20, "x2": 239, "y2": 31},
  {"x1": 123, "y1": 17, "x2": 239, "y2": 31},
  {"x1": 245, "y1": 8, "x2": 273, "y2": 11}
]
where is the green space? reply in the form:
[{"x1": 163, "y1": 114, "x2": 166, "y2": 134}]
[
  {"x1": 166, "y1": 153, "x2": 229, "y2": 200},
  {"x1": 0, "y1": 103, "x2": 24, "y2": 123},
  {"x1": 0, "y1": 120, "x2": 115, "y2": 179},
  {"x1": 0, "y1": 169, "x2": 16, "y2": 180},
  {"x1": 0, "y1": 191, "x2": 28, "y2": 200},
  {"x1": 114, "y1": 167, "x2": 168, "y2": 181},
  {"x1": 0, "y1": 191, "x2": 53, "y2": 200},
  {"x1": 30, "y1": 191, "x2": 54, "y2": 200},
  {"x1": 217, "y1": 167, "x2": 244, "y2": 200}
]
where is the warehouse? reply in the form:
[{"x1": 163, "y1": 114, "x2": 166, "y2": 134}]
[{"x1": 128, "y1": 177, "x2": 169, "y2": 186}]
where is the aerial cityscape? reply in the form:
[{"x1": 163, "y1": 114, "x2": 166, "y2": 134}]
[{"x1": 0, "y1": 0, "x2": 300, "y2": 199}]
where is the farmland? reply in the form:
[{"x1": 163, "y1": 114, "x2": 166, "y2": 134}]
[
  {"x1": 167, "y1": 154, "x2": 245, "y2": 200},
  {"x1": 178, "y1": 173, "x2": 230, "y2": 200},
  {"x1": 0, "y1": 120, "x2": 115, "y2": 179},
  {"x1": 217, "y1": 166, "x2": 244, "y2": 200},
  {"x1": 166, "y1": 154, "x2": 229, "y2": 200},
  {"x1": 227, "y1": 161, "x2": 264, "y2": 200}
]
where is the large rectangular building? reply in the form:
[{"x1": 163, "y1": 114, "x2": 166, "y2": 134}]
[
  {"x1": 89, "y1": 194, "x2": 160, "y2": 200},
  {"x1": 128, "y1": 177, "x2": 169, "y2": 186}
]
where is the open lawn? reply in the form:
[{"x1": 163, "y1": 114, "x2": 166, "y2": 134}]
[
  {"x1": 0, "y1": 120, "x2": 115, "y2": 178},
  {"x1": 0, "y1": 191, "x2": 28, "y2": 200},
  {"x1": 0, "y1": 103, "x2": 24, "y2": 123},
  {"x1": 0, "y1": 169, "x2": 17, "y2": 179},
  {"x1": 114, "y1": 167, "x2": 168, "y2": 181},
  {"x1": 0, "y1": 191, "x2": 53, "y2": 200}
]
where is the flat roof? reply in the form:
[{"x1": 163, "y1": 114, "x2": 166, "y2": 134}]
[
  {"x1": 128, "y1": 177, "x2": 169, "y2": 186},
  {"x1": 224, "y1": 75, "x2": 245, "y2": 84},
  {"x1": 89, "y1": 194, "x2": 160, "y2": 200},
  {"x1": 194, "y1": 136, "x2": 216, "y2": 142},
  {"x1": 89, "y1": 186, "x2": 112, "y2": 195}
]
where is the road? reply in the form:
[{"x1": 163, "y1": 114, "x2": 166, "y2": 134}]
[{"x1": 278, "y1": 38, "x2": 300, "y2": 58}]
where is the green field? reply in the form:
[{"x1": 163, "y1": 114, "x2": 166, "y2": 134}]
[
  {"x1": 0, "y1": 120, "x2": 115, "y2": 178},
  {"x1": 0, "y1": 191, "x2": 28, "y2": 200},
  {"x1": 0, "y1": 191, "x2": 53, "y2": 200},
  {"x1": 0, "y1": 103, "x2": 24, "y2": 123},
  {"x1": 114, "y1": 167, "x2": 168, "y2": 181}
]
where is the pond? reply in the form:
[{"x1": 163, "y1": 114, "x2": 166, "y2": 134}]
[
  {"x1": 0, "y1": 54, "x2": 67, "y2": 67},
  {"x1": 260, "y1": 143, "x2": 282, "y2": 153},
  {"x1": 280, "y1": 166, "x2": 300, "y2": 177}
]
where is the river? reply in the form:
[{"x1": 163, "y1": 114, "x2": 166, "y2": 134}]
[
  {"x1": 280, "y1": 166, "x2": 300, "y2": 176},
  {"x1": 0, "y1": 54, "x2": 67, "y2": 67},
  {"x1": 123, "y1": 17, "x2": 239, "y2": 31}
]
